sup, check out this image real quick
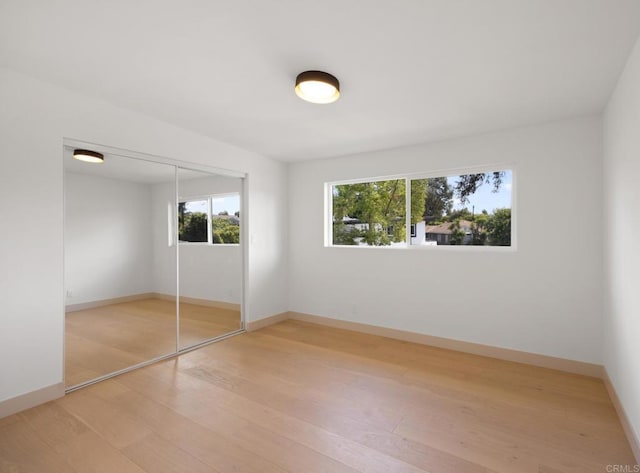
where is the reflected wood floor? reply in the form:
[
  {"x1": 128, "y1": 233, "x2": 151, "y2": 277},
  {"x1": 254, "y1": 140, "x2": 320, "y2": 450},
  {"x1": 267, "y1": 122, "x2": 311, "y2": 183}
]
[
  {"x1": 65, "y1": 298, "x2": 241, "y2": 387},
  {"x1": 3, "y1": 320, "x2": 636, "y2": 472}
]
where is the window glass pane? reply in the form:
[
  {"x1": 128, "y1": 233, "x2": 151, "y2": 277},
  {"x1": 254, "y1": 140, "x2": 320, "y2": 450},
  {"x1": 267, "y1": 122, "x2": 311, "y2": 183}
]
[
  {"x1": 332, "y1": 179, "x2": 406, "y2": 246},
  {"x1": 178, "y1": 199, "x2": 208, "y2": 242},
  {"x1": 211, "y1": 194, "x2": 240, "y2": 244},
  {"x1": 411, "y1": 170, "x2": 512, "y2": 246}
]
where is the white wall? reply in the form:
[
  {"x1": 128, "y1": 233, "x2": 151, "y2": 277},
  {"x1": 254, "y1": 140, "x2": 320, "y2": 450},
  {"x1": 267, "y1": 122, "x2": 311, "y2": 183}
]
[
  {"x1": 603, "y1": 36, "x2": 640, "y2": 447},
  {"x1": 0, "y1": 67, "x2": 288, "y2": 403},
  {"x1": 289, "y1": 116, "x2": 603, "y2": 364},
  {"x1": 151, "y1": 174, "x2": 242, "y2": 304},
  {"x1": 65, "y1": 172, "x2": 154, "y2": 305}
]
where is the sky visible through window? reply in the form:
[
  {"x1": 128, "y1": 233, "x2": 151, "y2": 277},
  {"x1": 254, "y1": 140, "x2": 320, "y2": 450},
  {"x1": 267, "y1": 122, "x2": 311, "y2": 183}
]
[
  {"x1": 449, "y1": 170, "x2": 512, "y2": 212},
  {"x1": 183, "y1": 195, "x2": 240, "y2": 215},
  {"x1": 212, "y1": 195, "x2": 240, "y2": 215}
]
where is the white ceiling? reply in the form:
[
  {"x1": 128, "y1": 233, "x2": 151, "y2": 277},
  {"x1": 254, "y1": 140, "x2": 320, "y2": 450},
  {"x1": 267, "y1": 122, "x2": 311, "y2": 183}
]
[{"x1": 2, "y1": 1, "x2": 640, "y2": 162}]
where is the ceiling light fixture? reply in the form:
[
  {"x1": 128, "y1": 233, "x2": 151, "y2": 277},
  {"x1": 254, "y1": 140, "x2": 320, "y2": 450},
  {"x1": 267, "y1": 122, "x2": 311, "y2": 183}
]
[
  {"x1": 73, "y1": 149, "x2": 104, "y2": 164},
  {"x1": 295, "y1": 70, "x2": 340, "y2": 104}
]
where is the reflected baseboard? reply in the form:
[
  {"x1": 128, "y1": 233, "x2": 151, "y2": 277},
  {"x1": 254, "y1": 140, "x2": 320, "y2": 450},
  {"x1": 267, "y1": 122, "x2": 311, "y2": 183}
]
[
  {"x1": 152, "y1": 293, "x2": 240, "y2": 311},
  {"x1": 66, "y1": 293, "x2": 156, "y2": 312},
  {"x1": 65, "y1": 293, "x2": 241, "y2": 313}
]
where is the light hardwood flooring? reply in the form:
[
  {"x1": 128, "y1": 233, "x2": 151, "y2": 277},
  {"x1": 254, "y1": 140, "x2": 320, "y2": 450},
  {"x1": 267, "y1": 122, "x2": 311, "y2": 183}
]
[
  {"x1": 3, "y1": 319, "x2": 636, "y2": 472},
  {"x1": 65, "y1": 298, "x2": 240, "y2": 387}
]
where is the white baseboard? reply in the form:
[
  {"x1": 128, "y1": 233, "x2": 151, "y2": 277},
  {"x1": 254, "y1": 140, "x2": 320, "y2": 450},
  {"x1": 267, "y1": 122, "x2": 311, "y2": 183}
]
[
  {"x1": 277, "y1": 311, "x2": 602, "y2": 378},
  {"x1": 0, "y1": 383, "x2": 65, "y2": 419},
  {"x1": 603, "y1": 369, "x2": 640, "y2": 463},
  {"x1": 246, "y1": 312, "x2": 290, "y2": 331}
]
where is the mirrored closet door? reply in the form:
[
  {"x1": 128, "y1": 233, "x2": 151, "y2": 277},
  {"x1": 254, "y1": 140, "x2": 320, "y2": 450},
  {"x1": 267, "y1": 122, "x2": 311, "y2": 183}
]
[
  {"x1": 64, "y1": 144, "x2": 244, "y2": 390},
  {"x1": 177, "y1": 167, "x2": 243, "y2": 350}
]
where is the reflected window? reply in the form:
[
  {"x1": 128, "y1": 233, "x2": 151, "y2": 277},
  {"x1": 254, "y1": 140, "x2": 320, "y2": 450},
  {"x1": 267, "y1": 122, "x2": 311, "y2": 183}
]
[
  {"x1": 178, "y1": 193, "x2": 240, "y2": 244},
  {"x1": 211, "y1": 195, "x2": 240, "y2": 244},
  {"x1": 178, "y1": 199, "x2": 208, "y2": 242}
]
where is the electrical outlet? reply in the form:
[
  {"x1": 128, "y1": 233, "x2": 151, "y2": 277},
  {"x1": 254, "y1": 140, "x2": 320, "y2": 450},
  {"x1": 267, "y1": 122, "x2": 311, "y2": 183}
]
[{"x1": 66, "y1": 290, "x2": 73, "y2": 298}]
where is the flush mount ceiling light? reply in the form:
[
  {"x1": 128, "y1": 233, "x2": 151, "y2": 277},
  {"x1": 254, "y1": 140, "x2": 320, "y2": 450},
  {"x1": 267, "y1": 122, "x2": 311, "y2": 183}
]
[
  {"x1": 73, "y1": 149, "x2": 104, "y2": 164},
  {"x1": 295, "y1": 70, "x2": 340, "y2": 104}
]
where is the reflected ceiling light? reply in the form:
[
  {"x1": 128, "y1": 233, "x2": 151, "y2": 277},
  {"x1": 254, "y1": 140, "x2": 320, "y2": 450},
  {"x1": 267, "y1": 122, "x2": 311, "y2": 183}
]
[
  {"x1": 295, "y1": 70, "x2": 340, "y2": 104},
  {"x1": 73, "y1": 149, "x2": 104, "y2": 164}
]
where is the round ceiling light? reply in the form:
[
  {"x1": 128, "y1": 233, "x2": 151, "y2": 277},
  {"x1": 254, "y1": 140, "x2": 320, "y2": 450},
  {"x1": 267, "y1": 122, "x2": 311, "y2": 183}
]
[
  {"x1": 295, "y1": 70, "x2": 340, "y2": 104},
  {"x1": 73, "y1": 149, "x2": 104, "y2": 164}
]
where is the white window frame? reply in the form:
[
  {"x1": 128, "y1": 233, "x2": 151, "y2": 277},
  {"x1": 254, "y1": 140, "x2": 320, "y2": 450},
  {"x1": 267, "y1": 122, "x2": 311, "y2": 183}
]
[{"x1": 325, "y1": 164, "x2": 516, "y2": 251}]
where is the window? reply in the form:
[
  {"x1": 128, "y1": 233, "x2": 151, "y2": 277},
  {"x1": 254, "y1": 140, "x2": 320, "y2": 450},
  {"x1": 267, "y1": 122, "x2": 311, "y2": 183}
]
[
  {"x1": 332, "y1": 179, "x2": 406, "y2": 246},
  {"x1": 328, "y1": 168, "x2": 512, "y2": 248},
  {"x1": 178, "y1": 193, "x2": 240, "y2": 245}
]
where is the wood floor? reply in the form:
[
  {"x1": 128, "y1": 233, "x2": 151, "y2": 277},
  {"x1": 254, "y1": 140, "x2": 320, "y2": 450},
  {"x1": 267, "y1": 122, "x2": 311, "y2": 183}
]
[
  {"x1": 66, "y1": 298, "x2": 241, "y2": 387},
  {"x1": 3, "y1": 320, "x2": 636, "y2": 472}
]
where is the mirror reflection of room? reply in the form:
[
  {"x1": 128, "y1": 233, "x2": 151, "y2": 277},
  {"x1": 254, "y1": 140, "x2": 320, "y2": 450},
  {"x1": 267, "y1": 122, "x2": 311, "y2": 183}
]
[
  {"x1": 64, "y1": 150, "x2": 178, "y2": 387},
  {"x1": 64, "y1": 148, "x2": 243, "y2": 389},
  {"x1": 176, "y1": 168, "x2": 243, "y2": 349}
]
